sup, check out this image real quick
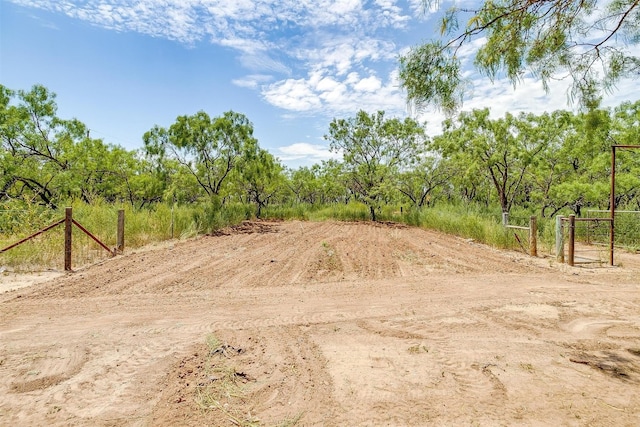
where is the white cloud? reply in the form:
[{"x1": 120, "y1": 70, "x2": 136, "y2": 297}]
[
  {"x1": 217, "y1": 37, "x2": 267, "y2": 54},
  {"x1": 11, "y1": 0, "x2": 637, "y2": 145},
  {"x1": 302, "y1": 37, "x2": 397, "y2": 75},
  {"x1": 375, "y1": 0, "x2": 411, "y2": 26},
  {"x1": 232, "y1": 74, "x2": 274, "y2": 89},
  {"x1": 417, "y1": 72, "x2": 640, "y2": 137},
  {"x1": 262, "y1": 69, "x2": 406, "y2": 118},
  {"x1": 306, "y1": 0, "x2": 363, "y2": 27},
  {"x1": 275, "y1": 142, "x2": 340, "y2": 162},
  {"x1": 315, "y1": 76, "x2": 342, "y2": 92},
  {"x1": 9, "y1": 0, "x2": 412, "y2": 45},
  {"x1": 263, "y1": 79, "x2": 323, "y2": 111},
  {"x1": 239, "y1": 53, "x2": 291, "y2": 74},
  {"x1": 10, "y1": 0, "x2": 414, "y2": 122},
  {"x1": 319, "y1": 82, "x2": 348, "y2": 103},
  {"x1": 354, "y1": 76, "x2": 382, "y2": 92}
]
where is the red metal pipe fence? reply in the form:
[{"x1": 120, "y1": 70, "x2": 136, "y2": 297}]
[
  {"x1": 0, "y1": 207, "x2": 124, "y2": 271},
  {"x1": 556, "y1": 215, "x2": 613, "y2": 267}
]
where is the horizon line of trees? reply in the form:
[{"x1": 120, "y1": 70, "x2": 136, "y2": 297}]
[{"x1": 2, "y1": 84, "x2": 640, "y2": 225}]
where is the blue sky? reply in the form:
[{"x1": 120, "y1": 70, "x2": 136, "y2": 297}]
[{"x1": 1, "y1": 0, "x2": 638, "y2": 168}]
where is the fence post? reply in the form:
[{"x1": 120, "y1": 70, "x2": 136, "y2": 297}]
[
  {"x1": 568, "y1": 214, "x2": 575, "y2": 267},
  {"x1": 502, "y1": 212, "x2": 509, "y2": 226},
  {"x1": 556, "y1": 215, "x2": 564, "y2": 263},
  {"x1": 117, "y1": 209, "x2": 125, "y2": 253},
  {"x1": 65, "y1": 207, "x2": 73, "y2": 271},
  {"x1": 529, "y1": 216, "x2": 537, "y2": 257}
]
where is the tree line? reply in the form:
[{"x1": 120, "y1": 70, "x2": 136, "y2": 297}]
[{"x1": 1, "y1": 84, "x2": 639, "y2": 224}]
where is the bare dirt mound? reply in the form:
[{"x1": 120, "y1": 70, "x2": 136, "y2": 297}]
[{"x1": 1, "y1": 220, "x2": 639, "y2": 426}]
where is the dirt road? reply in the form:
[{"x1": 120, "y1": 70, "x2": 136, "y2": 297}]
[{"x1": 1, "y1": 220, "x2": 639, "y2": 426}]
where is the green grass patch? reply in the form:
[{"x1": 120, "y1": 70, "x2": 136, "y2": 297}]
[
  {"x1": 4, "y1": 197, "x2": 630, "y2": 271},
  {"x1": 0, "y1": 200, "x2": 251, "y2": 271},
  {"x1": 308, "y1": 202, "x2": 370, "y2": 222}
]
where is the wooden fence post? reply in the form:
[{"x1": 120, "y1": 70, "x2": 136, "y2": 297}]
[
  {"x1": 65, "y1": 207, "x2": 73, "y2": 271},
  {"x1": 568, "y1": 214, "x2": 575, "y2": 267},
  {"x1": 117, "y1": 209, "x2": 125, "y2": 253},
  {"x1": 529, "y1": 216, "x2": 537, "y2": 257},
  {"x1": 502, "y1": 212, "x2": 509, "y2": 226},
  {"x1": 556, "y1": 215, "x2": 564, "y2": 263}
]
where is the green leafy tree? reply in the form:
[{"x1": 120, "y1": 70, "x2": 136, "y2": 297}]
[
  {"x1": 609, "y1": 101, "x2": 640, "y2": 209},
  {"x1": 435, "y1": 109, "x2": 548, "y2": 213},
  {"x1": 143, "y1": 111, "x2": 258, "y2": 201},
  {"x1": 1, "y1": 84, "x2": 80, "y2": 207},
  {"x1": 397, "y1": 156, "x2": 454, "y2": 207},
  {"x1": 400, "y1": 0, "x2": 640, "y2": 113},
  {"x1": 524, "y1": 110, "x2": 581, "y2": 217},
  {"x1": 0, "y1": 84, "x2": 135, "y2": 207},
  {"x1": 237, "y1": 147, "x2": 286, "y2": 218},
  {"x1": 54, "y1": 137, "x2": 134, "y2": 204},
  {"x1": 289, "y1": 166, "x2": 322, "y2": 204},
  {"x1": 550, "y1": 109, "x2": 613, "y2": 215},
  {"x1": 287, "y1": 161, "x2": 351, "y2": 206},
  {"x1": 326, "y1": 110, "x2": 426, "y2": 220},
  {"x1": 160, "y1": 159, "x2": 203, "y2": 204},
  {"x1": 317, "y1": 159, "x2": 350, "y2": 204},
  {"x1": 114, "y1": 150, "x2": 168, "y2": 208}
]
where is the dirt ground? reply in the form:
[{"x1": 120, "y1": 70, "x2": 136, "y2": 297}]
[{"x1": 1, "y1": 220, "x2": 639, "y2": 426}]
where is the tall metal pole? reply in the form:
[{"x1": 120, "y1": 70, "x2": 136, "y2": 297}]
[
  {"x1": 610, "y1": 146, "x2": 616, "y2": 266},
  {"x1": 568, "y1": 215, "x2": 576, "y2": 267}
]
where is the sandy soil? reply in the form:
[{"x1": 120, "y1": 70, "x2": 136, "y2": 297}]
[
  {"x1": 1, "y1": 220, "x2": 639, "y2": 426},
  {"x1": 0, "y1": 271, "x2": 64, "y2": 294}
]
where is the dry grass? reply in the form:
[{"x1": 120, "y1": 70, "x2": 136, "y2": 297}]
[{"x1": 193, "y1": 335, "x2": 304, "y2": 427}]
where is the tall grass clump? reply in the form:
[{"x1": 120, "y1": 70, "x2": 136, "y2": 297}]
[
  {"x1": 309, "y1": 202, "x2": 370, "y2": 222},
  {"x1": 70, "y1": 201, "x2": 195, "y2": 247},
  {"x1": 0, "y1": 195, "x2": 586, "y2": 272},
  {"x1": 397, "y1": 203, "x2": 519, "y2": 250},
  {"x1": 0, "y1": 226, "x2": 65, "y2": 271},
  {"x1": 260, "y1": 200, "x2": 539, "y2": 252},
  {"x1": 72, "y1": 200, "x2": 255, "y2": 247},
  {"x1": 0, "y1": 199, "x2": 255, "y2": 271},
  {"x1": 0, "y1": 196, "x2": 58, "y2": 235},
  {"x1": 192, "y1": 202, "x2": 253, "y2": 233},
  {"x1": 0, "y1": 198, "x2": 68, "y2": 271},
  {"x1": 261, "y1": 203, "x2": 313, "y2": 221}
]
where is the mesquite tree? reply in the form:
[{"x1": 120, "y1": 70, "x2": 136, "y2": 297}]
[
  {"x1": 143, "y1": 110, "x2": 258, "y2": 201},
  {"x1": 325, "y1": 110, "x2": 427, "y2": 220},
  {"x1": 400, "y1": 0, "x2": 640, "y2": 113}
]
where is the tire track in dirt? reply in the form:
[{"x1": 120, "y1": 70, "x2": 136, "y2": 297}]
[
  {"x1": 0, "y1": 316, "x2": 184, "y2": 425},
  {"x1": 349, "y1": 315, "x2": 508, "y2": 422},
  {"x1": 6, "y1": 345, "x2": 89, "y2": 394},
  {"x1": 2, "y1": 220, "x2": 640, "y2": 425},
  {"x1": 428, "y1": 296, "x2": 640, "y2": 424},
  {"x1": 150, "y1": 325, "x2": 337, "y2": 426}
]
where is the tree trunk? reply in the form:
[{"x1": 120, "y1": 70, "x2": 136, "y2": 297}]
[{"x1": 369, "y1": 205, "x2": 377, "y2": 221}]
